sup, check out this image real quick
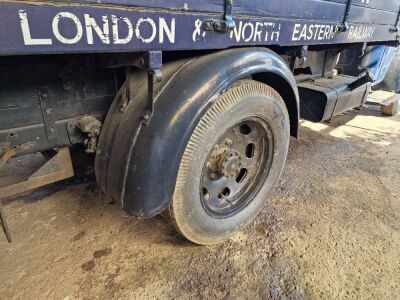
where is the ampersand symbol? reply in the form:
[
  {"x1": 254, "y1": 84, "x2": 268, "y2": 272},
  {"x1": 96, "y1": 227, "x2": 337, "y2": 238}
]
[{"x1": 192, "y1": 19, "x2": 205, "y2": 42}]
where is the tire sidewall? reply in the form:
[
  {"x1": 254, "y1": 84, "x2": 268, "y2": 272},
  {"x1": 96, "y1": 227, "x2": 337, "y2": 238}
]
[{"x1": 172, "y1": 82, "x2": 290, "y2": 244}]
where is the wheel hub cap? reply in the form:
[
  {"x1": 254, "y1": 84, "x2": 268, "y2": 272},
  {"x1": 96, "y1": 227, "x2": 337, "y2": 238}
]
[
  {"x1": 200, "y1": 118, "x2": 274, "y2": 218},
  {"x1": 207, "y1": 148, "x2": 242, "y2": 178}
]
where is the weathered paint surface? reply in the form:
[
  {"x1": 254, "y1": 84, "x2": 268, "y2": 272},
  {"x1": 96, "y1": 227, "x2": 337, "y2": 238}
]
[
  {"x1": 0, "y1": 1, "x2": 398, "y2": 55},
  {"x1": 41, "y1": 0, "x2": 400, "y2": 21}
]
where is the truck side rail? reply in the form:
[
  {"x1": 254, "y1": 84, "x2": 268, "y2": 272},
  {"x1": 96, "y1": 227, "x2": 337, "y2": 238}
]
[{"x1": 0, "y1": 0, "x2": 398, "y2": 56}]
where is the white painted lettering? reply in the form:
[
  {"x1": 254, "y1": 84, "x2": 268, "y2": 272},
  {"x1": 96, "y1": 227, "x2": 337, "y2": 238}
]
[
  {"x1": 253, "y1": 22, "x2": 263, "y2": 42},
  {"x1": 348, "y1": 25, "x2": 375, "y2": 40},
  {"x1": 242, "y1": 22, "x2": 254, "y2": 42},
  {"x1": 313, "y1": 24, "x2": 321, "y2": 40},
  {"x1": 135, "y1": 17, "x2": 156, "y2": 43},
  {"x1": 19, "y1": 10, "x2": 53, "y2": 45},
  {"x1": 299, "y1": 25, "x2": 307, "y2": 40},
  {"x1": 317, "y1": 25, "x2": 325, "y2": 40},
  {"x1": 52, "y1": 12, "x2": 83, "y2": 44},
  {"x1": 112, "y1": 15, "x2": 133, "y2": 44},
  {"x1": 159, "y1": 17, "x2": 175, "y2": 43},
  {"x1": 85, "y1": 14, "x2": 110, "y2": 44},
  {"x1": 307, "y1": 24, "x2": 314, "y2": 40},
  {"x1": 292, "y1": 23, "x2": 335, "y2": 41},
  {"x1": 230, "y1": 21, "x2": 242, "y2": 42},
  {"x1": 323, "y1": 25, "x2": 330, "y2": 40},
  {"x1": 263, "y1": 22, "x2": 273, "y2": 41},
  {"x1": 292, "y1": 24, "x2": 301, "y2": 41}
]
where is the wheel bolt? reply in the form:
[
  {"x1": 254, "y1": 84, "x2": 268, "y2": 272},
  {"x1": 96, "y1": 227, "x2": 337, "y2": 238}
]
[{"x1": 224, "y1": 138, "x2": 232, "y2": 145}]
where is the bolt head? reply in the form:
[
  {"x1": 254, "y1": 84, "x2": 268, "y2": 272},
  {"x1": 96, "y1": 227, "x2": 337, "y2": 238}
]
[
  {"x1": 143, "y1": 112, "x2": 150, "y2": 120},
  {"x1": 224, "y1": 138, "x2": 232, "y2": 146}
]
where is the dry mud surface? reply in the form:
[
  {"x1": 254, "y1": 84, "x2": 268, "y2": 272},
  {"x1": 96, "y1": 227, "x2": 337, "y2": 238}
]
[{"x1": 1, "y1": 106, "x2": 399, "y2": 299}]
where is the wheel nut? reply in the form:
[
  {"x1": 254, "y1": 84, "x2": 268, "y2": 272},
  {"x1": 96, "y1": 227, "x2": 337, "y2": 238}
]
[{"x1": 224, "y1": 138, "x2": 232, "y2": 145}]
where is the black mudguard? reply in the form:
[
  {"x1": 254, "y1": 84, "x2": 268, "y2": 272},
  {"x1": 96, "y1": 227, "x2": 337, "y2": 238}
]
[{"x1": 96, "y1": 48, "x2": 299, "y2": 218}]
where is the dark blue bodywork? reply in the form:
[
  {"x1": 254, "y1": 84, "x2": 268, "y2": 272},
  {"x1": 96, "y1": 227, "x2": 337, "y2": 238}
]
[{"x1": 0, "y1": 0, "x2": 398, "y2": 55}]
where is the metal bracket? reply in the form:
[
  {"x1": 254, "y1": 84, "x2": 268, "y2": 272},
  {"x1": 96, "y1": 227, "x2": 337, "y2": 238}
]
[
  {"x1": 143, "y1": 68, "x2": 163, "y2": 124},
  {"x1": 335, "y1": 0, "x2": 352, "y2": 32},
  {"x1": 118, "y1": 51, "x2": 163, "y2": 124},
  {"x1": 38, "y1": 87, "x2": 57, "y2": 139},
  {"x1": 203, "y1": 0, "x2": 235, "y2": 32},
  {"x1": 0, "y1": 147, "x2": 74, "y2": 242},
  {"x1": 143, "y1": 52, "x2": 163, "y2": 118},
  {"x1": 0, "y1": 147, "x2": 74, "y2": 201},
  {"x1": 390, "y1": 6, "x2": 400, "y2": 32}
]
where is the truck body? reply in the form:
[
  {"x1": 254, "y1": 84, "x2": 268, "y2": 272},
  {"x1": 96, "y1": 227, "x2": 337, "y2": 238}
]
[{"x1": 0, "y1": 0, "x2": 399, "y2": 244}]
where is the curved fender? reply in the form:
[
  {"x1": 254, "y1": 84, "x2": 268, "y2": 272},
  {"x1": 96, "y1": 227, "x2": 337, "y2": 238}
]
[{"x1": 98, "y1": 48, "x2": 299, "y2": 218}]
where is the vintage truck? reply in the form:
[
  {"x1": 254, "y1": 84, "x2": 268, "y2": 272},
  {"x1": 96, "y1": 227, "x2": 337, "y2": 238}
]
[{"x1": 0, "y1": 0, "x2": 399, "y2": 244}]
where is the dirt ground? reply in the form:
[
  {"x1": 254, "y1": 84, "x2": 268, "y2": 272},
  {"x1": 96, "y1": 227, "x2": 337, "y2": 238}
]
[{"x1": 0, "y1": 105, "x2": 399, "y2": 299}]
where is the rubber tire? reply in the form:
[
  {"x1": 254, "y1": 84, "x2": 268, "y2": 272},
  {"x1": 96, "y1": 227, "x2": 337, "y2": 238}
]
[{"x1": 169, "y1": 80, "x2": 290, "y2": 245}]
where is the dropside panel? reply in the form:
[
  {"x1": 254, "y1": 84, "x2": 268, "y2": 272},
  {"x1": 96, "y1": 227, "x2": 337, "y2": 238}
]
[{"x1": 0, "y1": 1, "x2": 398, "y2": 56}]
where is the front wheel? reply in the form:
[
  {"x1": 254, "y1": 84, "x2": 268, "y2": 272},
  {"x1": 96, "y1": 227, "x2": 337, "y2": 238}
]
[{"x1": 169, "y1": 80, "x2": 290, "y2": 245}]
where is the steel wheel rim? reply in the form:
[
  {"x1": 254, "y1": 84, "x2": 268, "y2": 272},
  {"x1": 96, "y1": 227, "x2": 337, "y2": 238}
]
[{"x1": 200, "y1": 117, "x2": 274, "y2": 218}]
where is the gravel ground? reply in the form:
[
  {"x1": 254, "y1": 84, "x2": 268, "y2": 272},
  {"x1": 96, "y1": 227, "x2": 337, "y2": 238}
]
[{"x1": 0, "y1": 106, "x2": 399, "y2": 299}]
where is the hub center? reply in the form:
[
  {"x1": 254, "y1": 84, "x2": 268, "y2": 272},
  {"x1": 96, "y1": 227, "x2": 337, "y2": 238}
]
[{"x1": 207, "y1": 148, "x2": 242, "y2": 178}]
